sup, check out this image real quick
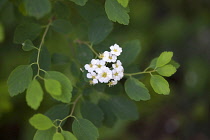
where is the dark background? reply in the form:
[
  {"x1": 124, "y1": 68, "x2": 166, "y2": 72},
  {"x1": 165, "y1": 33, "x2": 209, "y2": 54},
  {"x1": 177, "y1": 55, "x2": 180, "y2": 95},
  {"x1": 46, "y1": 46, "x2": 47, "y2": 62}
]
[{"x1": 0, "y1": 0, "x2": 210, "y2": 140}]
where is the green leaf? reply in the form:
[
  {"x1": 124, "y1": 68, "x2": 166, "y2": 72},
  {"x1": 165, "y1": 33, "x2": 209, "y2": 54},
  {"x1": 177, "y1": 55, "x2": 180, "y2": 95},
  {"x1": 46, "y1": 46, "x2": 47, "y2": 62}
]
[
  {"x1": 26, "y1": 79, "x2": 43, "y2": 110},
  {"x1": 52, "y1": 53, "x2": 70, "y2": 65},
  {"x1": 61, "y1": 131, "x2": 77, "y2": 140},
  {"x1": 156, "y1": 64, "x2": 177, "y2": 77},
  {"x1": 52, "y1": 19, "x2": 72, "y2": 34},
  {"x1": 34, "y1": 127, "x2": 56, "y2": 140},
  {"x1": 156, "y1": 51, "x2": 173, "y2": 68},
  {"x1": 53, "y1": 133, "x2": 64, "y2": 140},
  {"x1": 24, "y1": 0, "x2": 51, "y2": 19},
  {"x1": 69, "y1": 0, "x2": 88, "y2": 6},
  {"x1": 76, "y1": 44, "x2": 93, "y2": 66},
  {"x1": 118, "y1": 40, "x2": 141, "y2": 67},
  {"x1": 76, "y1": 1, "x2": 106, "y2": 23},
  {"x1": 72, "y1": 118, "x2": 99, "y2": 140},
  {"x1": 7, "y1": 65, "x2": 33, "y2": 97},
  {"x1": 150, "y1": 75, "x2": 170, "y2": 95},
  {"x1": 0, "y1": 22, "x2": 4, "y2": 43},
  {"x1": 44, "y1": 79, "x2": 62, "y2": 96},
  {"x1": 29, "y1": 114, "x2": 53, "y2": 130},
  {"x1": 169, "y1": 59, "x2": 180, "y2": 69},
  {"x1": 117, "y1": 0, "x2": 129, "y2": 7},
  {"x1": 44, "y1": 71, "x2": 73, "y2": 103},
  {"x1": 54, "y1": 2, "x2": 70, "y2": 19},
  {"x1": 45, "y1": 104, "x2": 70, "y2": 122},
  {"x1": 98, "y1": 100, "x2": 117, "y2": 127},
  {"x1": 148, "y1": 57, "x2": 157, "y2": 69},
  {"x1": 125, "y1": 77, "x2": 150, "y2": 101},
  {"x1": 110, "y1": 97, "x2": 139, "y2": 120},
  {"x1": 81, "y1": 102, "x2": 104, "y2": 127},
  {"x1": 105, "y1": 0, "x2": 129, "y2": 25},
  {"x1": 22, "y1": 39, "x2": 36, "y2": 51},
  {"x1": 88, "y1": 17, "x2": 113, "y2": 45},
  {"x1": 14, "y1": 23, "x2": 42, "y2": 44}
]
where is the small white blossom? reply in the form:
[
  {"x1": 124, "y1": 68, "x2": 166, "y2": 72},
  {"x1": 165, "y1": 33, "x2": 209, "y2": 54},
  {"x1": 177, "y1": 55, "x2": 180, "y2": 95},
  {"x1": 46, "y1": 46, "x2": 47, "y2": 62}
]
[
  {"x1": 102, "y1": 51, "x2": 117, "y2": 62},
  {"x1": 84, "y1": 63, "x2": 96, "y2": 72},
  {"x1": 108, "y1": 80, "x2": 118, "y2": 87},
  {"x1": 112, "y1": 60, "x2": 123, "y2": 70},
  {"x1": 98, "y1": 67, "x2": 112, "y2": 83},
  {"x1": 89, "y1": 79, "x2": 98, "y2": 85},
  {"x1": 110, "y1": 44, "x2": 122, "y2": 56},
  {"x1": 112, "y1": 69, "x2": 124, "y2": 81}
]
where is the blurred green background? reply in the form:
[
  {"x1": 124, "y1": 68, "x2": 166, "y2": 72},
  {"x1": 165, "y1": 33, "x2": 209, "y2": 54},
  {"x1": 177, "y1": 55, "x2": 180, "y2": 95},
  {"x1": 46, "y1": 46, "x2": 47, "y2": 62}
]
[{"x1": 0, "y1": 0, "x2": 210, "y2": 140}]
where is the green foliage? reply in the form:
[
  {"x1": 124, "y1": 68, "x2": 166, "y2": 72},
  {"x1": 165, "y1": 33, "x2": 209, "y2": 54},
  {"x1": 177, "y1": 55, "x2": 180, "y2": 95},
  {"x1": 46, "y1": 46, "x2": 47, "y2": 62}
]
[
  {"x1": 24, "y1": 0, "x2": 51, "y2": 19},
  {"x1": 5, "y1": 0, "x2": 180, "y2": 139},
  {"x1": 150, "y1": 75, "x2": 170, "y2": 95},
  {"x1": 53, "y1": 132, "x2": 64, "y2": 140},
  {"x1": 7, "y1": 65, "x2": 33, "y2": 97},
  {"x1": 44, "y1": 79, "x2": 62, "y2": 96},
  {"x1": 51, "y1": 19, "x2": 72, "y2": 34},
  {"x1": 88, "y1": 17, "x2": 113, "y2": 45},
  {"x1": 156, "y1": 64, "x2": 176, "y2": 77},
  {"x1": 98, "y1": 100, "x2": 117, "y2": 127},
  {"x1": 81, "y1": 101, "x2": 104, "y2": 127},
  {"x1": 0, "y1": 23, "x2": 4, "y2": 43},
  {"x1": 105, "y1": 0, "x2": 129, "y2": 25},
  {"x1": 22, "y1": 40, "x2": 36, "y2": 51},
  {"x1": 110, "y1": 97, "x2": 139, "y2": 120},
  {"x1": 117, "y1": 0, "x2": 129, "y2": 7},
  {"x1": 72, "y1": 118, "x2": 99, "y2": 140},
  {"x1": 29, "y1": 114, "x2": 53, "y2": 130},
  {"x1": 44, "y1": 71, "x2": 73, "y2": 103},
  {"x1": 156, "y1": 51, "x2": 173, "y2": 68},
  {"x1": 34, "y1": 128, "x2": 56, "y2": 140},
  {"x1": 13, "y1": 23, "x2": 42, "y2": 44},
  {"x1": 125, "y1": 77, "x2": 150, "y2": 101},
  {"x1": 26, "y1": 79, "x2": 43, "y2": 110},
  {"x1": 118, "y1": 40, "x2": 141, "y2": 67},
  {"x1": 61, "y1": 131, "x2": 77, "y2": 140},
  {"x1": 69, "y1": 0, "x2": 88, "y2": 6}
]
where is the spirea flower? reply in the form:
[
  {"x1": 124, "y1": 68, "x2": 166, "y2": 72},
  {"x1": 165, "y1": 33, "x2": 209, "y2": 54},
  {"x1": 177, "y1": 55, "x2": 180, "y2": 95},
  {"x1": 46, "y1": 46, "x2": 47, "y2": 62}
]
[{"x1": 84, "y1": 44, "x2": 124, "y2": 86}]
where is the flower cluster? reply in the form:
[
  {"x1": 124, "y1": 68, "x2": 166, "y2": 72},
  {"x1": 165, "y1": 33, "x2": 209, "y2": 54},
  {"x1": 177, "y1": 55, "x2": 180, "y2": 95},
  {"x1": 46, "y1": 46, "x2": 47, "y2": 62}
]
[{"x1": 84, "y1": 44, "x2": 124, "y2": 86}]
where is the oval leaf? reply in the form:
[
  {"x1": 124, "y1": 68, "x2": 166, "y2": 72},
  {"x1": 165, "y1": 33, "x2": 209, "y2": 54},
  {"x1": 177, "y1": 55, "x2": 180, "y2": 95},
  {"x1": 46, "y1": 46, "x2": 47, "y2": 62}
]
[
  {"x1": 125, "y1": 77, "x2": 150, "y2": 101},
  {"x1": 61, "y1": 131, "x2": 77, "y2": 140},
  {"x1": 44, "y1": 71, "x2": 73, "y2": 103},
  {"x1": 88, "y1": 17, "x2": 113, "y2": 45},
  {"x1": 29, "y1": 114, "x2": 53, "y2": 130},
  {"x1": 69, "y1": 0, "x2": 88, "y2": 6},
  {"x1": 98, "y1": 99, "x2": 117, "y2": 127},
  {"x1": 72, "y1": 118, "x2": 99, "y2": 140},
  {"x1": 44, "y1": 79, "x2": 62, "y2": 96},
  {"x1": 150, "y1": 75, "x2": 170, "y2": 95},
  {"x1": 7, "y1": 65, "x2": 33, "y2": 97},
  {"x1": 156, "y1": 64, "x2": 177, "y2": 77},
  {"x1": 110, "y1": 97, "x2": 139, "y2": 120},
  {"x1": 13, "y1": 23, "x2": 42, "y2": 44},
  {"x1": 22, "y1": 39, "x2": 36, "y2": 51},
  {"x1": 53, "y1": 133, "x2": 64, "y2": 140},
  {"x1": 24, "y1": 0, "x2": 51, "y2": 19},
  {"x1": 81, "y1": 102, "x2": 104, "y2": 127},
  {"x1": 34, "y1": 127, "x2": 56, "y2": 140},
  {"x1": 117, "y1": 0, "x2": 129, "y2": 7},
  {"x1": 52, "y1": 19, "x2": 72, "y2": 34},
  {"x1": 26, "y1": 79, "x2": 43, "y2": 110},
  {"x1": 118, "y1": 40, "x2": 141, "y2": 67},
  {"x1": 156, "y1": 51, "x2": 173, "y2": 68},
  {"x1": 105, "y1": 0, "x2": 129, "y2": 25}
]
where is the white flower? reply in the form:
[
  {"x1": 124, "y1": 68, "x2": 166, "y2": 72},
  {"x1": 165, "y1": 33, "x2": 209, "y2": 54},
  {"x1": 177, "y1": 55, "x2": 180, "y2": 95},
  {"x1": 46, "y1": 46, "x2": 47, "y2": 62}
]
[
  {"x1": 110, "y1": 44, "x2": 122, "y2": 56},
  {"x1": 108, "y1": 80, "x2": 118, "y2": 87},
  {"x1": 112, "y1": 69, "x2": 124, "y2": 81},
  {"x1": 87, "y1": 72, "x2": 98, "y2": 85},
  {"x1": 112, "y1": 60, "x2": 124, "y2": 71},
  {"x1": 102, "y1": 51, "x2": 117, "y2": 62},
  {"x1": 94, "y1": 60, "x2": 106, "y2": 72},
  {"x1": 89, "y1": 79, "x2": 98, "y2": 85},
  {"x1": 84, "y1": 63, "x2": 96, "y2": 72},
  {"x1": 97, "y1": 67, "x2": 112, "y2": 83}
]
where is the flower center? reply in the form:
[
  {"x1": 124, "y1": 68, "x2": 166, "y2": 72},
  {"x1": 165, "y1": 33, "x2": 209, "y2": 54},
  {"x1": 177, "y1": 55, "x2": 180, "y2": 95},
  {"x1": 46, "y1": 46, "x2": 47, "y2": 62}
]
[
  {"x1": 114, "y1": 72, "x2": 118, "y2": 76},
  {"x1": 113, "y1": 49, "x2": 118, "y2": 52},
  {"x1": 109, "y1": 56, "x2": 112, "y2": 59},
  {"x1": 102, "y1": 72, "x2": 107, "y2": 78},
  {"x1": 89, "y1": 64, "x2": 93, "y2": 67},
  {"x1": 97, "y1": 64, "x2": 101, "y2": 68}
]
